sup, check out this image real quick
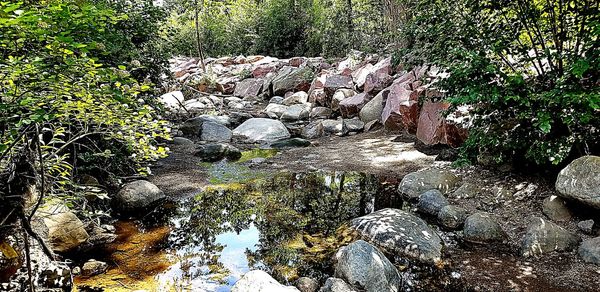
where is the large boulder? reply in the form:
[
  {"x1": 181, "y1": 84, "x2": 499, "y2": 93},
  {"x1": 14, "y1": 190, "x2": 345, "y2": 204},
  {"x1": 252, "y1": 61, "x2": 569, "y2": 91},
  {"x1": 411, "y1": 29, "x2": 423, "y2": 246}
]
[
  {"x1": 578, "y1": 237, "x2": 600, "y2": 265},
  {"x1": 324, "y1": 75, "x2": 354, "y2": 97},
  {"x1": 463, "y1": 212, "x2": 506, "y2": 244},
  {"x1": 521, "y1": 217, "x2": 580, "y2": 257},
  {"x1": 363, "y1": 72, "x2": 393, "y2": 95},
  {"x1": 352, "y1": 63, "x2": 374, "y2": 89},
  {"x1": 310, "y1": 107, "x2": 333, "y2": 120},
  {"x1": 381, "y1": 81, "x2": 420, "y2": 132},
  {"x1": 334, "y1": 240, "x2": 401, "y2": 292},
  {"x1": 115, "y1": 180, "x2": 166, "y2": 213},
  {"x1": 39, "y1": 205, "x2": 89, "y2": 253},
  {"x1": 200, "y1": 121, "x2": 232, "y2": 142},
  {"x1": 180, "y1": 115, "x2": 231, "y2": 137},
  {"x1": 437, "y1": 205, "x2": 468, "y2": 229},
  {"x1": 233, "y1": 118, "x2": 291, "y2": 143},
  {"x1": 417, "y1": 189, "x2": 449, "y2": 216},
  {"x1": 234, "y1": 78, "x2": 264, "y2": 98},
  {"x1": 339, "y1": 93, "x2": 371, "y2": 118},
  {"x1": 232, "y1": 270, "x2": 300, "y2": 292},
  {"x1": 398, "y1": 169, "x2": 460, "y2": 199},
  {"x1": 416, "y1": 102, "x2": 468, "y2": 147},
  {"x1": 359, "y1": 89, "x2": 385, "y2": 124},
  {"x1": 349, "y1": 208, "x2": 443, "y2": 264},
  {"x1": 194, "y1": 143, "x2": 242, "y2": 162},
  {"x1": 272, "y1": 66, "x2": 313, "y2": 96},
  {"x1": 555, "y1": 156, "x2": 600, "y2": 209}
]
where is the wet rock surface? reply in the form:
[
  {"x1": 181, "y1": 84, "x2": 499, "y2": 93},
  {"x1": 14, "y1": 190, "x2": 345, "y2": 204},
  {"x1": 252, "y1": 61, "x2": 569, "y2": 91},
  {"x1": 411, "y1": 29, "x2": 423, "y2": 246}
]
[{"x1": 349, "y1": 208, "x2": 443, "y2": 264}]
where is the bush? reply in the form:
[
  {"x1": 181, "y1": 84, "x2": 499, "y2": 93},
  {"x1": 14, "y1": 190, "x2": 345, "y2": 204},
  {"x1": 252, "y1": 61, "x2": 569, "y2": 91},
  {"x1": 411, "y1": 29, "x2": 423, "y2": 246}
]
[{"x1": 399, "y1": 0, "x2": 600, "y2": 166}]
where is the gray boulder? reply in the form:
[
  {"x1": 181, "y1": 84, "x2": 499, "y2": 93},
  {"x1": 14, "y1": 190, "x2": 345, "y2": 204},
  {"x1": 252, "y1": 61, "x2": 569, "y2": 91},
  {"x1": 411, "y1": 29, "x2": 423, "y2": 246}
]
[
  {"x1": 542, "y1": 195, "x2": 572, "y2": 222},
  {"x1": 398, "y1": 169, "x2": 461, "y2": 199},
  {"x1": 521, "y1": 217, "x2": 580, "y2": 257},
  {"x1": 359, "y1": 90, "x2": 385, "y2": 124},
  {"x1": 324, "y1": 75, "x2": 354, "y2": 96},
  {"x1": 180, "y1": 115, "x2": 231, "y2": 137},
  {"x1": 81, "y1": 259, "x2": 108, "y2": 276},
  {"x1": 350, "y1": 208, "x2": 443, "y2": 264},
  {"x1": 232, "y1": 270, "x2": 300, "y2": 292},
  {"x1": 200, "y1": 121, "x2": 232, "y2": 142},
  {"x1": 194, "y1": 143, "x2": 242, "y2": 162},
  {"x1": 265, "y1": 103, "x2": 289, "y2": 119},
  {"x1": 463, "y1": 212, "x2": 506, "y2": 244},
  {"x1": 417, "y1": 189, "x2": 449, "y2": 216},
  {"x1": 322, "y1": 119, "x2": 348, "y2": 136},
  {"x1": 38, "y1": 204, "x2": 90, "y2": 253},
  {"x1": 437, "y1": 205, "x2": 468, "y2": 229},
  {"x1": 555, "y1": 155, "x2": 600, "y2": 209},
  {"x1": 233, "y1": 118, "x2": 291, "y2": 143},
  {"x1": 296, "y1": 277, "x2": 319, "y2": 292},
  {"x1": 334, "y1": 240, "x2": 401, "y2": 292},
  {"x1": 310, "y1": 107, "x2": 333, "y2": 119},
  {"x1": 271, "y1": 138, "x2": 311, "y2": 149},
  {"x1": 302, "y1": 121, "x2": 324, "y2": 139},
  {"x1": 272, "y1": 66, "x2": 313, "y2": 96},
  {"x1": 344, "y1": 119, "x2": 365, "y2": 133},
  {"x1": 578, "y1": 237, "x2": 600, "y2": 265},
  {"x1": 319, "y1": 278, "x2": 356, "y2": 292},
  {"x1": 281, "y1": 104, "x2": 310, "y2": 121},
  {"x1": 115, "y1": 180, "x2": 165, "y2": 213},
  {"x1": 578, "y1": 220, "x2": 595, "y2": 235}
]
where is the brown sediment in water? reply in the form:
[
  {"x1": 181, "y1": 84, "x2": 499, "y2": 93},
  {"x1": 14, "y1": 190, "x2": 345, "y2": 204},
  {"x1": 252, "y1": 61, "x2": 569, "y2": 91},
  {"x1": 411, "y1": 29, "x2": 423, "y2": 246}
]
[{"x1": 74, "y1": 221, "x2": 173, "y2": 291}]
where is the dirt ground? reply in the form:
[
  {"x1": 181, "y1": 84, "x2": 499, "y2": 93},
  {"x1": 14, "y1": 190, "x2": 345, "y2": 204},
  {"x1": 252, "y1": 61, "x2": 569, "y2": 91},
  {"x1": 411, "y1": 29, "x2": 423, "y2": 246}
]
[{"x1": 148, "y1": 129, "x2": 600, "y2": 291}]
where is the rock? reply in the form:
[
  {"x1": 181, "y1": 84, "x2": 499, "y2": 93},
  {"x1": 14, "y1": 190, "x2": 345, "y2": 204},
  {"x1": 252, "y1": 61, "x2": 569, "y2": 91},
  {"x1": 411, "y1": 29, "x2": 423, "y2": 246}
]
[
  {"x1": 344, "y1": 119, "x2": 364, "y2": 133},
  {"x1": 398, "y1": 169, "x2": 460, "y2": 199},
  {"x1": 324, "y1": 75, "x2": 354, "y2": 97},
  {"x1": 334, "y1": 240, "x2": 401, "y2": 292},
  {"x1": 272, "y1": 66, "x2": 313, "y2": 96},
  {"x1": 352, "y1": 63, "x2": 374, "y2": 89},
  {"x1": 339, "y1": 93, "x2": 371, "y2": 118},
  {"x1": 359, "y1": 90, "x2": 385, "y2": 124},
  {"x1": 180, "y1": 115, "x2": 231, "y2": 137},
  {"x1": 296, "y1": 277, "x2": 319, "y2": 292},
  {"x1": 578, "y1": 237, "x2": 600, "y2": 265},
  {"x1": 289, "y1": 57, "x2": 307, "y2": 67},
  {"x1": 417, "y1": 189, "x2": 449, "y2": 216},
  {"x1": 281, "y1": 104, "x2": 310, "y2": 121},
  {"x1": 172, "y1": 137, "x2": 194, "y2": 145},
  {"x1": 253, "y1": 64, "x2": 278, "y2": 78},
  {"x1": 200, "y1": 121, "x2": 232, "y2": 142},
  {"x1": 271, "y1": 138, "x2": 311, "y2": 149},
  {"x1": 39, "y1": 262, "x2": 73, "y2": 290},
  {"x1": 381, "y1": 81, "x2": 420, "y2": 132},
  {"x1": 309, "y1": 89, "x2": 329, "y2": 107},
  {"x1": 542, "y1": 195, "x2": 572, "y2": 222},
  {"x1": 282, "y1": 91, "x2": 309, "y2": 106},
  {"x1": 350, "y1": 208, "x2": 443, "y2": 264},
  {"x1": 319, "y1": 278, "x2": 357, "y2": 292},
  {"x1": 183, "y1": 99, "x2": 207, "y2": 113},
  {"x1": 555, "y1": 156, "x2": 600, "y2": 209},
  {"x1": 363, "y1": 72, "x2": 393, "y2": 95},
  {"x1": 270, "y1": 96, "x2": 285, "y2": 104},
  {"x1": 322, "y1": 119, "x2": 348, "y2": 136},
  {"x1": 82, "y1": 259, "x2": 108, "y2": 277},
  {"x1": 234, "y1": 78, "x2": 264, "y2": 98},
  {"x1": 437, "y1": 205, "x2": 468, "y2": 229},
  {"x1": 578, "y1": 220, "x2": 595, "y2": 235},
  {"x1": 115, "y1": 180, "x2": 166, "y2": 213},
  {"x1": 228, "y1": 112, "x2": 253, "y2": 128},
  {"x1": 331, "y1": 89, "x2": 356, "y2": 112},
  {"x1": 233, "y1": 118, "x2": 291, "y2": 143},
  {"x1": 521, "y1": 217, "x2": 580, "y2": 257},
  {"x1": 364, "y1": 120, "x2": 382, "y2": 132},
  {"x1": 194, "y1": 143, "x2": 242, "y2": 162},
  {"x1": 265, "y1": 103, "x2": 289, "y2": 119},
  {"x1": 416, "y1": 102, "x2": 468, "y2": 147},
  {"x1": 232, "y1": 270, "x2": 300, "y2": 292},
  {"x1": 463, "y1": 212, "x2": 506, "y2": 244},
  {"x1": 302, "y1": 121, "x2": 324, "y2": 139},
  {"x1": 452, "y1": 183, "x2": 481, "y2": 199},
  {"x1": 310, "y1": 107, "x2": 333, "y2": 119},
  {"x1": 159, "y1": 91, "x2": 184, "y2": 111},
  {"x1": 216, "y1": 76, "x2": 240, "y2": 94},
  {"x1": 38, "y1": 204, "x2": 89, "y2": 253}
]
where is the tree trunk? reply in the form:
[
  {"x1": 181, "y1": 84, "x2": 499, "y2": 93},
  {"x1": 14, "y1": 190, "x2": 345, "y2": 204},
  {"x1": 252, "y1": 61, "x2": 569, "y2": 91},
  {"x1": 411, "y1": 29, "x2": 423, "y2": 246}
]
[{"x1": 194, "y1": 0, "x2": 206, "y2": 71}]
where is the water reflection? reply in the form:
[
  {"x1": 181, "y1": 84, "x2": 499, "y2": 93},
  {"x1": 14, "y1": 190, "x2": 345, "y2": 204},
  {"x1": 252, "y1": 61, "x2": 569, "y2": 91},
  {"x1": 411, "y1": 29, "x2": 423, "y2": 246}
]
[{"x1": 163, "y1": 170, "x2": 401, "y2": 290}]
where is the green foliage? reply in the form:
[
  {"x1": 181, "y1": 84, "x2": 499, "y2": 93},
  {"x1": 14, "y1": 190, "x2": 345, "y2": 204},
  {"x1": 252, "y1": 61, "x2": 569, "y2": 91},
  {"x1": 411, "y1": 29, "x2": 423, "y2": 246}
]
[
  {"x1": 400, "y1": 0, "x2": 600, "y2": 166},
  {"x1": 0, "y1": 1, "x2": 170, "y2": 216}
]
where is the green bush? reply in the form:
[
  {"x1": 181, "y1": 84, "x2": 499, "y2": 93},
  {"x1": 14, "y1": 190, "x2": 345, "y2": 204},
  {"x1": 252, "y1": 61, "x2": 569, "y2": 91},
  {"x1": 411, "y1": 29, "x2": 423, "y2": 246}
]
[{"x1": 399, "y1": 0, "x2": 600, "y2": 166}]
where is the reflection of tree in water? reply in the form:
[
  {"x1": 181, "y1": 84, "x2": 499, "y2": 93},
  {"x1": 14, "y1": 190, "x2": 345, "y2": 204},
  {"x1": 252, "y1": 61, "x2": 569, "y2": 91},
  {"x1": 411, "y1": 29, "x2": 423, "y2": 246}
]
[{"x1": 169, "y1": 171, "x2": 391, "y2": 284}]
